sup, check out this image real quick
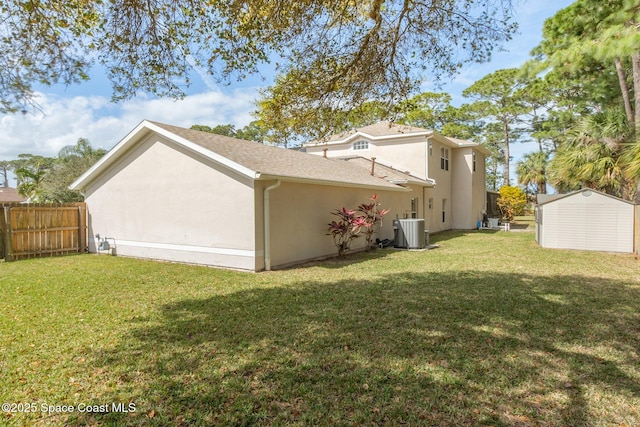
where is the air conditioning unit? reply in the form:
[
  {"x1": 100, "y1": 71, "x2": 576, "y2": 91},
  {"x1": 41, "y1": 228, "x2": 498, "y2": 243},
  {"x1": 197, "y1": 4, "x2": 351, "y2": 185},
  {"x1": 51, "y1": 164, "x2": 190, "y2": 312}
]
[{"x1": 394, "y1": 219, "x2": 426, "y2": 249}]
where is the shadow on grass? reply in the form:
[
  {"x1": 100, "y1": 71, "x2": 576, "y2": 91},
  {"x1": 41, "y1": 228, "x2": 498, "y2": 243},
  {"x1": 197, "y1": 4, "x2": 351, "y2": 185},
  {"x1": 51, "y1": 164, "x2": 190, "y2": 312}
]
[{"x1": 79, "y1": 271, "x2": 640, "y2": 426}]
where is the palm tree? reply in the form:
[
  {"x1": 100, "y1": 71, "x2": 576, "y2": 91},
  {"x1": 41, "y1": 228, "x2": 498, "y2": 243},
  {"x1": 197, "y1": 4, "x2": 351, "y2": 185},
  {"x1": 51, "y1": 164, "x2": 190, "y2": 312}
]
[
  {"x1": 516, "y1": 151, "x2": 548, "y2": 194},
  {"x1": 58, "y1": 138, "x2": 106, "y2": 161},
  {"x1": 16, "y1": 166, "x2": 46, "y2": 202},
  {"x1": 548, "y1": 109, "x2": 633, "y2": 199}
]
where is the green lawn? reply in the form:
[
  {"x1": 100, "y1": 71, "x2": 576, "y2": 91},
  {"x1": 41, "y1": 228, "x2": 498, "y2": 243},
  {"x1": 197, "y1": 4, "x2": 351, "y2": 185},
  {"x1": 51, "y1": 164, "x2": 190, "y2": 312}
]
[{"x1": 1, "y1": 231, "x2": 639, "y2": 426}]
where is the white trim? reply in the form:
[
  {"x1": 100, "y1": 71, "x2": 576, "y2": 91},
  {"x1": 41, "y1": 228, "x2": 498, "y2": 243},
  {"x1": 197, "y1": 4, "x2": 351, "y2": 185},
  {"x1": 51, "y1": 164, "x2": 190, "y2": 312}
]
[
  {"x1": 255, "y1": 174, "x2": 412, "y2": 191},
  {"x1": 90, "y1": 238, "x2": 262, "y2": 258},
  {"x1": 310, "y1": 130, "x2": 433, "y2": 146}
]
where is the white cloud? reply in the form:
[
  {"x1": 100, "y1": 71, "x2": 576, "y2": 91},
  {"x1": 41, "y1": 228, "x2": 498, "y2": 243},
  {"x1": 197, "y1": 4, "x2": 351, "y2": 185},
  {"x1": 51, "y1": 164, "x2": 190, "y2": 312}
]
[{"x1": 0, "y1": 87, "x2": 260, "y2": 162}]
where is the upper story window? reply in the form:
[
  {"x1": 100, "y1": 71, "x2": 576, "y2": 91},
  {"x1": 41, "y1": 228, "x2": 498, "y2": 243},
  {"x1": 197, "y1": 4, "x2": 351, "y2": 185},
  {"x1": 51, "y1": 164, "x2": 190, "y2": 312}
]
[
  {"x1": 472, "y1": 151, "x2": 477, "y2": 172},
  {"x1": 440, "y1": 147, "x2": 449, "y2": 171},
  {"x1": 428, "y1": 140, "x2": 433, "y2": 156},
  {"x1": 353, "y1": 140, "x2": 369, "y2": 151}
]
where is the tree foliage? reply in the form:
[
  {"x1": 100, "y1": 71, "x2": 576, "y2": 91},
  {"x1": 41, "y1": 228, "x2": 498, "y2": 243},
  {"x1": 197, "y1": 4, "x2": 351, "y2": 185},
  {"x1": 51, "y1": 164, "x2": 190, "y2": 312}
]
[
  {"x1": 516, "y1": 151, "x2": 548, "y2": 195},
  {"x1": 190, "y1": 121, "x2": 268, "y2": 144},
  {"x1": 1, "y1": 0, "x2": 517, "y2": 116},
  {"x1": 462, "y1": 68, "x2": 527, "y2": 186},
  {"x1": 527, "y1": 0, "x2": 640, "y2": 200},
  {"x1": 548, "y1": 109, "x2": 634, "y2": 198},
  {"x1": 41, "y1": 138, "x2": 107, "y2": 202},
  {"x1": 6, "y1": 139, "x2": 105, "y2": 202}
]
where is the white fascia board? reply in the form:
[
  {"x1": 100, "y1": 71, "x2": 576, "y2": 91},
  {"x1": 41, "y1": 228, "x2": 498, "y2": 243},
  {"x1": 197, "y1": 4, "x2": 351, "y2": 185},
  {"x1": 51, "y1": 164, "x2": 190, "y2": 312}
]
[
  {"x1": 305, "y1": 130, "x2": 434, "y2": 147},
  {"x1": 256, "y1": 174, "x2": 411, "y2": 192},
  {"x1": 70, "y1": 120, "x2": 258, "y2": 190},
  {"x1": 454, "y1": 142, "x2": 492, "y2": 156}
]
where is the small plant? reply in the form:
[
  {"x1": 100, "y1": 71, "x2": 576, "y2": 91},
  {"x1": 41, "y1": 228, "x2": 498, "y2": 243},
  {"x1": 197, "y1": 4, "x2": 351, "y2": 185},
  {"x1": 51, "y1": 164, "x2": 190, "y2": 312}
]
[
  {"x1": 327, "y1": 207, "x2": 364, "y2": 256},
  {"x1": 328, "y1": 195, "x2": 389, "y2": 256},
  {"x1": 358, "y1": 194, "x2": 390, "y2": 250}
]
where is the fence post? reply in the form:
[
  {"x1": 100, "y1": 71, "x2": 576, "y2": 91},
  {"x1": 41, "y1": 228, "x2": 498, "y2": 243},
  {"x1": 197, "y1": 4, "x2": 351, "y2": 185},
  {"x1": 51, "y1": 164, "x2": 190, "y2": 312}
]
[
  {"x1": 78, "y1": 204, "x2": 86, "y2": 253},
  {"x1": 3, "y1": 206, "x2": 13, "y2": 261},
  {"x1": 635, "y1": 205, "x2": 639, "y2": 255},
  {"x1": 0, "y1": 206, "x2": 4, "y2": 259}
]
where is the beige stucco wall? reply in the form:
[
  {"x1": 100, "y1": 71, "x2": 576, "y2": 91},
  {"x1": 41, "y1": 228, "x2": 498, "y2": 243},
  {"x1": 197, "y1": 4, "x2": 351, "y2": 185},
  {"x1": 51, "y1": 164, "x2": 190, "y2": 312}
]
[
  {"x1": 306, "y1": 135, "x2": 429, "y2": 180},
  {"x1": 264, "y1": 182, "x2": 420, "y2": 269},
  {"x1": 424, "y1": 137, "x2": 453, "y2": 232},
  {"x1": 307, "y1": 134, "x2": 487, "y2": 233},
  {"x1": 83, "y1": 134, "x2": 259, "y2": 270},
  {"x1": 451, "y1": 148, "x2": 486, "y2": 229}
]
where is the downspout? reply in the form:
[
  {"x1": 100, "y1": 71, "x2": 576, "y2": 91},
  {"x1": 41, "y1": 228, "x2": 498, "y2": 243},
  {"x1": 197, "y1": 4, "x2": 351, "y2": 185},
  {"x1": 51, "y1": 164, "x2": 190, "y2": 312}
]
[
  {"x1": 425, "y1": 135, "x2": 434, "y2": 230},
  {"x1": 263, "y1": 179, "x2": 281, "y2": 271},
  {"x1": 425, "y1": 134, "x2": 434, "y2": 181}
]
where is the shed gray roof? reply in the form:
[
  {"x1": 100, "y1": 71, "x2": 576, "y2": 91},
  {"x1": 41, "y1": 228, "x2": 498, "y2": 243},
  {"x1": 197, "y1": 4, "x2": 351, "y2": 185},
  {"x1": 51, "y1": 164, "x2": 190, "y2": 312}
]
[{"x1": 537, "y1": 189, "x2": 636, "y2": 206}]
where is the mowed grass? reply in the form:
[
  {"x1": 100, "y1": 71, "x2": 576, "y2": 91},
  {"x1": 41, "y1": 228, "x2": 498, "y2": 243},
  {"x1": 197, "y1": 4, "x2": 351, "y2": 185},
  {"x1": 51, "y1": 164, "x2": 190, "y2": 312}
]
[{"x1": 1, "y1": 231, "x2": 639, "y2": 426}]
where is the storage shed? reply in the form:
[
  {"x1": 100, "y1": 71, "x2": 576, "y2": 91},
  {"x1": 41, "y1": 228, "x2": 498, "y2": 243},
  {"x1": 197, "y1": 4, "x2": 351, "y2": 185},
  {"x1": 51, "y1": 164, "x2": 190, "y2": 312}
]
[{"x1": 535, "y1": 189, "x2": 636, "y2": 253}]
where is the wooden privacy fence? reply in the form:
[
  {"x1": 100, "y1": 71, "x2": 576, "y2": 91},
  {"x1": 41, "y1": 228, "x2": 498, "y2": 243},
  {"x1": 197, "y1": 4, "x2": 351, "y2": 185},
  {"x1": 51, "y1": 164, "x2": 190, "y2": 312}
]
[{"x1": 0, "y1": 203, "x2": 87, "y2": 261}]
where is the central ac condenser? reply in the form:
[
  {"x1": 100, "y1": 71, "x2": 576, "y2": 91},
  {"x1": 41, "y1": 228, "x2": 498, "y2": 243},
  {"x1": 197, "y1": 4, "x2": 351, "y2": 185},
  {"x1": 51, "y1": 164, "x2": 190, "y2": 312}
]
[{"x1": 393, "y1": 219, "x2": 426, "y2": 249}]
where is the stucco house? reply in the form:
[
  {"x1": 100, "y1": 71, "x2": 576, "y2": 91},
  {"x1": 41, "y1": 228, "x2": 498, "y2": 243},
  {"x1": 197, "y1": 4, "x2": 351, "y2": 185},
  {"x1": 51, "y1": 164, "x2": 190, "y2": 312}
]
[
  {"x1": 70, "y1": 120, "x2": 436, "y2": 271},
  {"x1": 303, "y1": 122, "x2": 490, "y2": 232},
  {"x1": 536, "y1": 189, "x2": 636, "y2": 253}
]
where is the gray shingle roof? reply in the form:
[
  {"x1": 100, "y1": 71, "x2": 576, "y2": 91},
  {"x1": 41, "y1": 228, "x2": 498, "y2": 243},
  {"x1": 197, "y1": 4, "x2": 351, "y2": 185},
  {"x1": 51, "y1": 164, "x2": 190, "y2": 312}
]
[
  {"x1": 149, "y1": 122, "x2": 406, "y2": 190},
  {"x1": 321, "y1": 121, "x2": 431, "y2": 143},
  {"x1": 339, "y1": 156, "x2": 434, "y2": 186}
]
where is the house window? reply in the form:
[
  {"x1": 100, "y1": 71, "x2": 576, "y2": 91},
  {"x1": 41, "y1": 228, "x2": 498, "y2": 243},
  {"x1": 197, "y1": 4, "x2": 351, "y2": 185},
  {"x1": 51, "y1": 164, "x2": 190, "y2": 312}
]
[
  {"x1": 428, "y1": 198, "x2": 433, "y2": 210},
  {"x1": 353, "y1": 140, "x2": 369, "y2": 151},
  {"x1": 410, "y1": 198, "x2": 418, "y2": 219},
  {"x1": 442, "y1": 198, "x2": 447, "y2": 223},
  {"x1": 428, "y1": 140, "x2": 433, "y2": 156},
  {"x1": 440, "y1": 147, "x2": 449, "y2": 171},
  {"x1": 472, "y1": 151, "x2": 477, "y2": 172}
]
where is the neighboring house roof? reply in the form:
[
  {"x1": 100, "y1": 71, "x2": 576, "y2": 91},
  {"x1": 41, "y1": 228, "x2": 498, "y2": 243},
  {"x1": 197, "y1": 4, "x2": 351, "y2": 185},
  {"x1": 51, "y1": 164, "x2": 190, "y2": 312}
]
[
  {"x1": 71, "y1": 120, "x2": 416, "y2": 192},
  {"x1": 537, "y1": 189, "x2": 636, "y2": 206},
  {"x1": 305, "y1": 120, "x2": 490, "y2": 155},
  {"x1": 0, "y1": 187, "x2": 26, "y2": 203}
]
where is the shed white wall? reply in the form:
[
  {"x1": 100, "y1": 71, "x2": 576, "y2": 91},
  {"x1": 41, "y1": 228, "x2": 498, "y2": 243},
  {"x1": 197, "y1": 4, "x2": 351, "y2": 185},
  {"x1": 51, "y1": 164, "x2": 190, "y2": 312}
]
[
  {"x1": 538, "y1": 191, "x2": 634, "y2": 253},
  {"x1": 83, "y1": 134, "x2": 259, "y2": 270}
]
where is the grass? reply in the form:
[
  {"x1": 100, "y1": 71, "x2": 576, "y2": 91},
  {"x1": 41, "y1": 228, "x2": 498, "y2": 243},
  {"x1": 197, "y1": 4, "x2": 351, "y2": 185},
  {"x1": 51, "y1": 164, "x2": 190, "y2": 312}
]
[{"x1": 1, "y1": 231, "x2": 639, "y2": 426}]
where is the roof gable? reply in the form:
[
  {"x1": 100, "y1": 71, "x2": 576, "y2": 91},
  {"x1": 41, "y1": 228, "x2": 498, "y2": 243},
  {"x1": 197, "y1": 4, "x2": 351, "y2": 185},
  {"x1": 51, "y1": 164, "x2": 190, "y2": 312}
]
[
  {"x1": 71, "y1": 120, "x2": 409, "y2": 192},
  {"x1": 305, "y1": 121, "x2": 490, "y2": 154}
]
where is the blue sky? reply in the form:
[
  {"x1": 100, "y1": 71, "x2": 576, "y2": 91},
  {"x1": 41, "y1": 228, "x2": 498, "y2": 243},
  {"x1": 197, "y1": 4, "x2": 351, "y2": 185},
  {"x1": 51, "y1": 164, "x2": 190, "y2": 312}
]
[{"x1": 0, "y1": 0, "x2": 575, "y2": 185}]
